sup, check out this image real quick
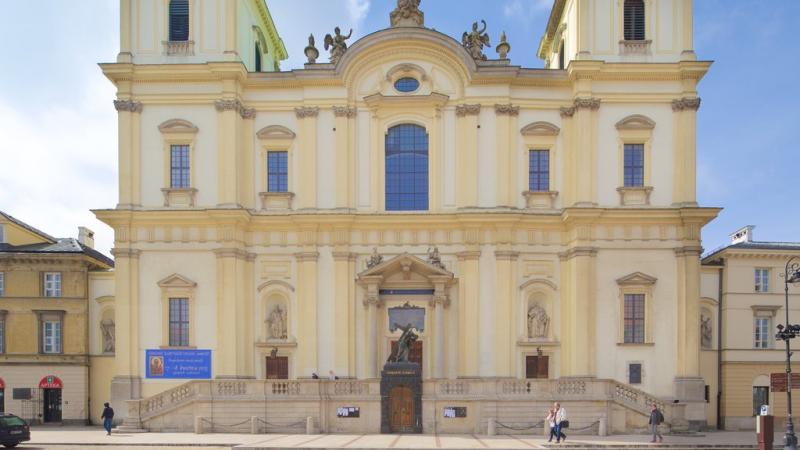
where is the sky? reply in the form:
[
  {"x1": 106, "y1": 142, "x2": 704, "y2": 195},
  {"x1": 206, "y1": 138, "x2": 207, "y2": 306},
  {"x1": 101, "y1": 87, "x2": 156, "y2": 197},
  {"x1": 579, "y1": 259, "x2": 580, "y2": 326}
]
[{"x1": 0, "y1": 0, "x2": 798, "y2": 258}]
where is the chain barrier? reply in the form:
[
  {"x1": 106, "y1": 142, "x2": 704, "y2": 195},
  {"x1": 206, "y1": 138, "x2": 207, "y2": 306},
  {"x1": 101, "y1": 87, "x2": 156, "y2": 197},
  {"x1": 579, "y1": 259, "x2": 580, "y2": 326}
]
[
  {"x1": 201, "y1": 417, "x2": 253, "y2": 432},
  {"x1": 495, "y1": 419, "x2": 544, "y2": 430},
  {"x1": 255, "y1": 417, "x2": 306, "y2": 428},
  {"x1": 568, "y1": 420, "x2": 601, "y2": 432}
]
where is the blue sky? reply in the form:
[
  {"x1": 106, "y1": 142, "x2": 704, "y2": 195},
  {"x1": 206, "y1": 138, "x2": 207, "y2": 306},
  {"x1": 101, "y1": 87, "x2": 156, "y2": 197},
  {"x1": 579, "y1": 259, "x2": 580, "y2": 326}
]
[{"x1": 0, "y1": 0, "x2": 798, "y2": 257}]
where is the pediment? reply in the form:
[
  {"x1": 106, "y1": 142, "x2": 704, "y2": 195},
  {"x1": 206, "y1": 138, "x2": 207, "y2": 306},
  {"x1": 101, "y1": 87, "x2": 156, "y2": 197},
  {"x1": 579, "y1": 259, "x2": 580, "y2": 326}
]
[
  {"x1": 615, "y1": 114, "x2": 656, "y2": 130},
  {"x1": 521, "y1": 121, "x2": 560, "y2": 136},
  {"x1": 357, "y1": 253, "x2": 454, "y2": 282},
  {"x1": 157, "y1": 273, "x2": 197, "y2": 288},
  {"x1": 158, "y1": 119, "x2": 199, "y2": 134},
  {"x1": 256, "y1": 125, "x2": 296, "y2": 140},
  {"x1": 616, "y1": 271, "x2": 657, "y2": 286}
]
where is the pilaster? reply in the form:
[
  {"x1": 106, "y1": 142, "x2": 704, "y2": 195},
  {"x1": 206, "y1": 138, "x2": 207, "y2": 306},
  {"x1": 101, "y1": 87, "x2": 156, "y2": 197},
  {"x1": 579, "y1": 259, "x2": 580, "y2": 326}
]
[
  {"x1": 571, "y1": 97, "x2": 600, "y2": 206},
  {"x1": 216, "y1": 98, "x2": 243, "y2": 208},
  {"x1": 457, "y1": 249, "x2": 481, "y2": 376},
  {"x1": 333, "y1": 107, "x2": 356, "y2": 209},
  {"x1": 455, "y1": 104, "x2": 480, "y2": 208},
  {"x1": 674, "y1": 245, "x2": 703, "y2": 378},
  {"x1": 671, "y1": 97, "x2": 701, "y2": 207},
  {"x1": 333, "y1": 250, "x2": 357, "y2": 376},
  {"x1": 114, "y1": 99, "x2": 142, "y2": 209},
  {"x1": 295, "y1": 250, "x2": 320, "y2": 376},
  {"x1": 494, "y1": 105, "x2": 519, "y2": 207},
  {"x1": 214, "y1": 248, "x2": 255, "y2": 378},
  {"x1": 110, "y1": 247, "x2": 141, "y2": 421},
  {"x1": 295, "y1": 107, "x2": 319, "y2": 209},
  {"x1": 240, "y1": 107, "x2": 256, "y2": 209},
  {"x1": 559, "y1": 246, "x2": 597, "y2": 377},
  {"x1": 494, "y1": 249, "x2": 519, "y2": 377}
]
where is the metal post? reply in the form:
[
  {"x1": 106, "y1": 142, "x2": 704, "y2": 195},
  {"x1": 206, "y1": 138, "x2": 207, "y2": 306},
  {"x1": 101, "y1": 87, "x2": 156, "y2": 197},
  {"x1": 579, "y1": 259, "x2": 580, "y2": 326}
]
[{"x1": 782, "y1": 257, "x2": 799, "y2": 450}]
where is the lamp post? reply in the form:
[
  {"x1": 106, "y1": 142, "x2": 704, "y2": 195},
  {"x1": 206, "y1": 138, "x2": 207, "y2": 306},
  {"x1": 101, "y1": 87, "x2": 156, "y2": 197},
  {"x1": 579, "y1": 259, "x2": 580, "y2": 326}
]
[{"x1": 776, "y1": 256, "x2": 800, "y2": 450}]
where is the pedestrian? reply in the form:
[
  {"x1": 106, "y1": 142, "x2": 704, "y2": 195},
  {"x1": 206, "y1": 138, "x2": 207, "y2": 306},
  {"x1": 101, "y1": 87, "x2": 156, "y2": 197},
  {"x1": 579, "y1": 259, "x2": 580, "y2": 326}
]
[
  {"x1": 328, "y1": 370, "x2": 338, "y2": 380},
  {"x1": 545, "y1": 408, "x2": 558, "y2": 442},
  {"x1": 553, "y1": 402, "x2": 567, "y2": 443},
  {"x1": 649, "y1": 403, "x2": 664, "y2": 443},
  {"x1": 101, "y1": 402, "x2": 114, "y2": 435}
]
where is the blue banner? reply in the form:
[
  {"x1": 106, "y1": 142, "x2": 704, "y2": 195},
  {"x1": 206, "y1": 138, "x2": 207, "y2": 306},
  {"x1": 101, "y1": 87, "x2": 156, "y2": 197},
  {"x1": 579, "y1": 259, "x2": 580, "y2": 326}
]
[{"x1": 145, "y1": 349, "x2": 211, "y2": 379}]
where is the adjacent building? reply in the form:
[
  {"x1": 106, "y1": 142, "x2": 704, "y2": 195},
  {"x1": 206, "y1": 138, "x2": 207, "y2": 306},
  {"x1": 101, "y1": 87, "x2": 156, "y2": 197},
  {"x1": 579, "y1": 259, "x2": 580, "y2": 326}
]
[
  {"x1": 701, "y1": 226, "x2": 800, "y2": 430},
  {"x1": 95, "y1": 0, "x2": 719, "y2": 434},
  {"x1": 0, "y1": 211, "x2": 113, "y2": 424}
]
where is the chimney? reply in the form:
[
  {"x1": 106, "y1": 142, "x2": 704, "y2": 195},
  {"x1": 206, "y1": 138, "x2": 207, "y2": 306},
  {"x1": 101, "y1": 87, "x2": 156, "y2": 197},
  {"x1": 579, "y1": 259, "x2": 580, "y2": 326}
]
[
  {"x1": 730, "y1": 225, "x2": 755, "y2": 244},
  {"x1": 78, "y1": 226, "x2": 95, "y2": 249}
]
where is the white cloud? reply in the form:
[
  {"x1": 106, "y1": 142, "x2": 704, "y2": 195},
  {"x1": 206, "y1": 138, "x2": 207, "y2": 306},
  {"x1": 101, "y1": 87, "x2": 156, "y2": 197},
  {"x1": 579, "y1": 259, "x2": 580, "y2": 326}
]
[
  {"x1": 504, "y1": 0, "x2": 551, "y2": 19},
  {"x1": 347, "y1": 0, "x2": 371, "y2": 24}
]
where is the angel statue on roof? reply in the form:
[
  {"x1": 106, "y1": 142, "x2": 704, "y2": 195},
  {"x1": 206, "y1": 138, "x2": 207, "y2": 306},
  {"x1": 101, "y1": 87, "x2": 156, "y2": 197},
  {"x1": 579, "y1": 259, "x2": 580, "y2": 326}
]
[
  {"x1": 462, "y1": 20, "x2": 490, "y2": 61},
  {"x1": 324, "y1": 27, "x2": 353, "y2": 64}
]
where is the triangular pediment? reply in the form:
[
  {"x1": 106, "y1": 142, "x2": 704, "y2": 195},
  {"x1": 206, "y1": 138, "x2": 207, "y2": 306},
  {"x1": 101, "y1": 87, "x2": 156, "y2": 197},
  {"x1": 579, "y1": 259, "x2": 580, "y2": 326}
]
[
  {"x1": 357, "y1": 253, "x2": 454, "y2": 281},
  {"x1": 616, "y1": 271, "x2": 657, "y2": 286},
  {"x1": 157, "y1": 273, "x2": 197, "y2": 288}
]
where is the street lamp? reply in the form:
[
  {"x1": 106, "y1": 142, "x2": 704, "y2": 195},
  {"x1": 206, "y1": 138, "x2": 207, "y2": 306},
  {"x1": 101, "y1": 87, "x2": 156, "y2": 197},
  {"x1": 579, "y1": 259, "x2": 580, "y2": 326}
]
[{"x1": 776, "y1": 256, "x2": 800, "y2": 450}]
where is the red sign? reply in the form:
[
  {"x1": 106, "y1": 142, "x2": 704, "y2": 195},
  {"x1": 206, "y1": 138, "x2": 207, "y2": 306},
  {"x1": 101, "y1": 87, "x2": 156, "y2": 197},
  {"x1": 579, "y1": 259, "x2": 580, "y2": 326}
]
[
  {"x1": 38, "y1": 375, "x2": 63, "y2": 389},
  {"x1": 770, "y1": 373, "x2": 800, "y2": 392},
  {"x1": 0, "y1": 378, "x2": 4, "y2": 389}
]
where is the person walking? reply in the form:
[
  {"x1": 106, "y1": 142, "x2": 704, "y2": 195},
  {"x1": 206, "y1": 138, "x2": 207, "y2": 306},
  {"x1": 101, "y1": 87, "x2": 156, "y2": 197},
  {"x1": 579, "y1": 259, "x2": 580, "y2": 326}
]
[
  {"x1": 101, "y1": 402, "x2": 114, "y2": 435},
  {"x1": 545, "y1": 409, "x2": 558, "y2": 442},
  {"x1": 649, "y1": 403, "x2": 664, "y2": 443},
  {"x1": 553, "y1": 402, "x2": 567, "y2": 443}
]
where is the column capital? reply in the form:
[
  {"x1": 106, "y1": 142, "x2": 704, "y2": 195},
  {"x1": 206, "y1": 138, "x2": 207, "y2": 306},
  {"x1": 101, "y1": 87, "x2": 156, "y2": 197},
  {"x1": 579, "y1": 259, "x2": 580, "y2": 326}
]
[
  {"x1": 295, "y1": 106, "x2": 320, "y2": 118},
  {"x1": 214, "y1": 98, "x2": 241, "y2": 112},
  {"x1": 456, "y1": 250, "x2": 481, "y2": 261},
  {"x1": 671, "y1": 97, "x2": 701, "y2": 112},
  {"x1": 429, "y1": 294, "x2": 450, "y2": 307},
  {"x1": 674, "y1": 245, "x2": 703, "y2": 257},
  {"x1": 213, "y1": 248, "x2": 253, "y2": 259},
  {"x1": 294, "y1": 251, "x2": 320, "y2": 262},
  {"x1": 559, "y1": 106, "x2": 576, "y2": 118},
  {"x1": 573, "y1": 97, "x2": 601, "y2": 111},
  {"x1": 558, "y1": 246, "x2": 598, "y2": 261},
  {"x1": 333, "y1": 106, "x2": 357, "y2": 118},
  {"x1": 495, "y1": 250, "x2": 520, "y2": 261},
  {"x1": 113, "y1": 99, "x2": 143, "y2": 113},
  {"x1": 110, "y1": 248, "x2": 141, "y2": 259},
  {"x1": 332, "y1": 251, "x2": 358, "y2": 261},
  {"x1": 455, "y1": 104, "x2": 481, "y2": 117},
  {"x1": 494, "y1": 104, "x2": 519, "y2": 116},
  {"x1": 240, "y1": 107, "x2": 256, "y2": 119},
  {"x1": 363, "y1": 294, "x2": 383, "y2": 308}
]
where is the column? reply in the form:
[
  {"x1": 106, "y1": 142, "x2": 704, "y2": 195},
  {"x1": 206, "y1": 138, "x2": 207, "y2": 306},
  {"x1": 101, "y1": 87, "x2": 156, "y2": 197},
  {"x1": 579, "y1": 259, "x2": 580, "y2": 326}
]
[
  {"x1": 681, "y1": 0, "x2": 696, "y2": 59},
  {"x1": 494, "y1": 105, "x2": 519, "y2": 208},
  {"x1": 333, "y1": 107, "x2": 356, "y2": 209},
  {"x1": 364, "y1": 292, "x2": 381, "y2": 379},
  {"x1": 214, "y1": 248, "x2": 254, "y2": 378},
  {"x1": 559, "y1": 247, "x2": 597, "y2": 377},
  {"x1": 215, "y1": 97, "x2": 242, "y2": 208},
  {"x1": 333, "y1": 250, "x2": 357, "y2": 376},
  {"x1": 240, "y1": 107, "x2": 257, "y2": 209},
  {"x1": 455, "y1": 104, "x2": 480, "y2": 208},
  {"x1": 429, "y1": 277, "x2": 452, "y2": 379},
  {"x1": 674, "y1": 245, "x2": 704, "y2": 398},
  {"x1": 576, "y1": 0, "x2": 591, "y2": 59},
  {"x1": 572, "y1": 98, "x2": 600, "y2": 206},
  {"x1": 295, "y1": 251, "x2": 319, "y2": 376},
  {"x1": 118, "y1": 0, "x2": 132, "y2": 62},
  {"x1": 113, "y1": 99, "x2": 142, "y2": 209},
  {"x1": 671, "y1": 97, "x2": 701, "y2": 207},
  {"x1": 295, "y1": 107, "x2": 319, "y2": 209},
  {"x1": 223, "y1": 0, "x2": 237, "y2": 58},
  {"x1": 457, "y1": 248, "x2": 481, "y2": 376},
  {"x1": 494, "y1": 249, "x2": 519, "y2": 377},
  {"x1": 109, "y1": 248, "x2": 141, "y2": 416}
]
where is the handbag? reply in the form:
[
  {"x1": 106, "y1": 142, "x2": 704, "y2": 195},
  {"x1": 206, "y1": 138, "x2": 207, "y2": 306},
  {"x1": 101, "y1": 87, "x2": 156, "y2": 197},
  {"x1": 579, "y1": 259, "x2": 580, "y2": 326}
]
[{"x1": 561, "y1": 420, "x2": 570, "y2": 429}]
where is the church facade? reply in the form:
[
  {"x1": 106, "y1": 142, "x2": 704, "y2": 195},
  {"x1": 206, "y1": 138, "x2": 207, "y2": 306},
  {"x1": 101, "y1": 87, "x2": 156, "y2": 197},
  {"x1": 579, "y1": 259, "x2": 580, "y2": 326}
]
[{"x1": 95, "y1": 0, "x2": 718, "y2": 434}]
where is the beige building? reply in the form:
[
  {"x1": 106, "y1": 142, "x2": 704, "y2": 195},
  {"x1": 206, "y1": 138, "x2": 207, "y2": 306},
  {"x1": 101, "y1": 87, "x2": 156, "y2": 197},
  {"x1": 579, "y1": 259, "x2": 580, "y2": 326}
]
[
  {"x1": 701, "y1": 226, "x2": 800, "y2": 430},
  {"x1": 0, "y1": 211, "x2": 114, "y2": 424},
  {"x1": 95, "y1": 0, "x2": 719, "y2": 434}
]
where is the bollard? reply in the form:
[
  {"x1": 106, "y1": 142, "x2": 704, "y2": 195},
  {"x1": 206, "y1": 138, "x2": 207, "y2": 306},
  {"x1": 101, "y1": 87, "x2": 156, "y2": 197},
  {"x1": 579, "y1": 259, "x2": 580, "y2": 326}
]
[
  {"x1": 194, "y1": 416, "x2": 204, "y2": 434},
  {"x1": 251, "y1": 416, "x2": 259, "y2": 434},
  {"x1": 543, "y1": 420, "x2": 549, "y2": 437},
  {"x1": 487, "y1": 418, "x2": 496, "y2": 436},
  {"x1": 306, "y1": 416, "x2": 315, "y2": 435},
  {"x1": 599, "y1": 417, "x2": 607, "y2": 436}
]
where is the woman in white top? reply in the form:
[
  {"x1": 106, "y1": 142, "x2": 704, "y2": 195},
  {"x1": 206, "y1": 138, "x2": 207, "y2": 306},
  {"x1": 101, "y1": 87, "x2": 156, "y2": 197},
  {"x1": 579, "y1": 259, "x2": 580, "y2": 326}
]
[{"x1": 553, "y1": 402, "x2": 567, "y2": 443}]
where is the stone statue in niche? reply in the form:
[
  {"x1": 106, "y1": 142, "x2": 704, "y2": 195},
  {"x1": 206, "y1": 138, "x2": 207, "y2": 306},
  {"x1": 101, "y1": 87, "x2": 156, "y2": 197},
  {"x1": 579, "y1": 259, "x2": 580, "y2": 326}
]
[
  {"x1": 701, "y1": 314, "x2": 712, "y2": 349},
  {"x1": 462, "y1": 20, "x2": 491, "y2": 61},
  {"x1": 100, "y1": 318, "x2": 115, "y2": 353},
  {"x1": 527, "y1": 304, "x2": 549, "y2": 339},
  {"x1": 267, "y1": 304, "x2": 288, "y2": 340}
]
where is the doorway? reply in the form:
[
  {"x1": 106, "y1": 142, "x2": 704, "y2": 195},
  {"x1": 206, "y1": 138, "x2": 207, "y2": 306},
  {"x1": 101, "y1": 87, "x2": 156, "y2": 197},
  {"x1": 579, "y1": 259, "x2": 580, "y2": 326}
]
[
  {"x1": 42, "y1": 388, "x2": 62, "y2": 423},
  {"x1": 389, "y1": 386, "x2": 414, "y2": 432}
]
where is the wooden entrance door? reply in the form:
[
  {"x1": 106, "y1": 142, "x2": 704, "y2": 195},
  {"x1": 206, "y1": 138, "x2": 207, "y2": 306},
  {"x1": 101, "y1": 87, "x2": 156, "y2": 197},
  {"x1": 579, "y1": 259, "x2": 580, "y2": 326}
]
[
  {"x1": 266, "y1": 356, "x2": 289, "y2": 379},
  {"x1": 389, "y1": 386, "x2": 414, "y2": 432},
  {"x1": 525, "y1": 355, "x2": 549, "y2": 379}
]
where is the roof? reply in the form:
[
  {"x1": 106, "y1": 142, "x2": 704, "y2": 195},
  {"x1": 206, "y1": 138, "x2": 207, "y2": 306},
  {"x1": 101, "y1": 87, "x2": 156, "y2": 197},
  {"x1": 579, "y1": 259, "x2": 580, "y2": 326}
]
[
  {"x1": 0, "y1": 210, "x2": 57, "y2": 243},
  {"x1": 702, "y1": 241, "x2": 800, "y2": 263}
]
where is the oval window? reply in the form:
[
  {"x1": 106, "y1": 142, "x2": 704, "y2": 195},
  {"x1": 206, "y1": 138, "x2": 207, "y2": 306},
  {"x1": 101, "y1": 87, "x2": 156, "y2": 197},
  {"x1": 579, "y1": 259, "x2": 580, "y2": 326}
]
[{"x1": 394, "y1": 77, "x2": 420, "y2": 93}]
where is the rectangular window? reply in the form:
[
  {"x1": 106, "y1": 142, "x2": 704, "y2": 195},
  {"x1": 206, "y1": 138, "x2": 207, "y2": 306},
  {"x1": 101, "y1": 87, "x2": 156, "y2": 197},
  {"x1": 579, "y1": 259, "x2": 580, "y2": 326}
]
[
  {"x1": 628, "y1": 363, "x2": 642, "y2": 384},
  {"x1": 267, "y1": 151, "x2": 288, "y2": 193},
  {"x1": 42, "y1": 320, "x2": 62, "y2": 354},
  {"x1": 0, "y1": 272, "x2": 4, "y2": 297},
  {"x1": 170, "y1": 144, "x2": 190, "y2": 188},
  {"x1": 0, "y1": 318, "x2": 4, "y2": 354},
  {"x1": 0, "y1": 224, "x2": 4, "y2": 243},
  {"x1": 623, "y1": 144, "x2": 644, "y2": 187},
  {"x1": 169, "y1": 298, "x2": 190, "y2": 347},
  {"x1": 623, "y1": 293, "x2": 645, "y2": 343},
  {"x1": 43, "y1": 272, "x2": 61, "y2": 297},
  {"x1": 753, "y1": 386, "x2": 769, "y2": 416},
  {"x1": 168, "y1": 0, "x2": 190, "y2": 42},
  {"x1": 755, "y1": 268, "x2": 770, "y2": 293},
  {"x1": 623, "y1": 0, "x2": 646, "y2": 40},
  {"x1": 528, "y1": 150, "x2": 550, "y2": 192},
  {"x1": 754, "y1": 317, "x2": 770, "y2": 349}
]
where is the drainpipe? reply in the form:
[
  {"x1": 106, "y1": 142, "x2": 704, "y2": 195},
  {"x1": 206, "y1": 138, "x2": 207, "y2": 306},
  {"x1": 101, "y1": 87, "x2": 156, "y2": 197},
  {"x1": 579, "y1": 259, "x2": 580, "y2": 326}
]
[{"x1": 716, "y1": 263, "x2": 724, "y2": 430}]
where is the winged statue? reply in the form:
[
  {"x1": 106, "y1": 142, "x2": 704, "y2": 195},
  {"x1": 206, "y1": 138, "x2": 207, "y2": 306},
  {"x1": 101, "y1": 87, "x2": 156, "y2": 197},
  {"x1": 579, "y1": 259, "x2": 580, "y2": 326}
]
[{"x1": 324, "y1": 26, "x2": 353, "y2": 64}]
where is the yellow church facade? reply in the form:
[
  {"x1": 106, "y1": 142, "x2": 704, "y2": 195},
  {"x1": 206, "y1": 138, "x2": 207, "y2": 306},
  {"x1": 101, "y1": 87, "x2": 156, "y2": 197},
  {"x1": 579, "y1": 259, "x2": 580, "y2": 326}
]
[{"x1": 95, "y1": 0, "x2": 719, "y2": 434}]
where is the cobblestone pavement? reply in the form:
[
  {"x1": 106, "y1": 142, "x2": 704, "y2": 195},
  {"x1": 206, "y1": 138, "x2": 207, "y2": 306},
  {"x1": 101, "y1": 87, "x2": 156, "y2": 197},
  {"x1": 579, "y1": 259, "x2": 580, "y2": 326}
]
[{"x1": 23, "y1": 426, "x2": 774, "y2": 449}]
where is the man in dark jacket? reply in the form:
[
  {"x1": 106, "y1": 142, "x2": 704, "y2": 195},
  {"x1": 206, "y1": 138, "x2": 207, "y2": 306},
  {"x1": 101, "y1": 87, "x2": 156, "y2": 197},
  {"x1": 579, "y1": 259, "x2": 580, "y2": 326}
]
[
  {"x1": 101, "y1": 402, "x2": 114, "y2": 435},
  {"x1": 649, "y1": 403, "x2": 664, "y2": 443}
]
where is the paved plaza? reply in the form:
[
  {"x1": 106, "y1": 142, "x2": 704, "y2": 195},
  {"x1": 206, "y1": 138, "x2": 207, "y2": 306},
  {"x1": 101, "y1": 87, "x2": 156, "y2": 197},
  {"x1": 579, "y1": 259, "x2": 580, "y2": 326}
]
[{"x1": 19, "y1": 427, "x2": 776, "y2": 449}]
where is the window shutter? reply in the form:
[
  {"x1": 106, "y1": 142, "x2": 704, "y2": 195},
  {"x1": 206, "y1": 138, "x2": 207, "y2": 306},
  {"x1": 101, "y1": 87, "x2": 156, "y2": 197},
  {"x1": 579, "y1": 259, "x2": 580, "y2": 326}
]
[
  {"x1": 624, "y1": 0, "x2": 645, "y2": 41},
  {"x1": 169, "y1": 0, "x2": 190, "y2": 42}
]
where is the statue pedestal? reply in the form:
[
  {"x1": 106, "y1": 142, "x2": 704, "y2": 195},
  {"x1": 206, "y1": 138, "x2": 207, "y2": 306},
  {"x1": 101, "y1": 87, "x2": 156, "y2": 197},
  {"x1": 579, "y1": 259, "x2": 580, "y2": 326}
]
[{"x1": 380, "y1": 362, "x2": 422, "y2": 433}]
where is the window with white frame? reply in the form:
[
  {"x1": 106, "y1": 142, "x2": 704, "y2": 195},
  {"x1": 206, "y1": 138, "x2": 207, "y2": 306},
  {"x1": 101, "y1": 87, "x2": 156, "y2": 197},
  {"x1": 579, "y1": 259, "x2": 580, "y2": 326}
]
[
  {"x1": 43, "y1": 272, "x2": 61, "y2": 297},
  {"x1": 754, "y1": 316, "x2": 771, "y2": 349},
  {"x1": 0, "y1": 272, "x2": 4, "y2": 296},
  {"x1": 623, "y1": 293, "x2": 646, "y2": 344},
  {"x1": 42, "y1": 319, "x2": 62, "y2": 354},
  {"x1": 0, "y1": 224, "x2": 5, "y2": 243},
  {"x1": 169, "y1": 298, "x2": 190, "y2": 347},
  {"x1": 170, "y1": 144, "x2": 191, "y2": 188},
  {"x1": 755, "y1": 268, "x2": 770, "y2": 293}
]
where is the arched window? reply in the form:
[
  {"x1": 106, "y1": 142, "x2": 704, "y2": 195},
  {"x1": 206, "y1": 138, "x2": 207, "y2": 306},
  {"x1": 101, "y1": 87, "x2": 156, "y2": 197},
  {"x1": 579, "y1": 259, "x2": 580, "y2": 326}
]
[
  {"x1": 623, "y1": 0, "x2": 645, "y2": 41},
  {"x1": 169, "y1": 0, "x2": 190, "y2": 42},
  {"x1": 385, "y1": 124, "x2": 428, "y2": 211},
  {"x1": 255, "y1": 42, "x2": 262, "y2": 72}
]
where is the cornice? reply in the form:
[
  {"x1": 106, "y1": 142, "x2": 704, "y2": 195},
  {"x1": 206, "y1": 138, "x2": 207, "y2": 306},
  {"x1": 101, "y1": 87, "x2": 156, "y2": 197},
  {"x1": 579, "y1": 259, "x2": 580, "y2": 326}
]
[
  {"x1": 110, "y1": 248, "x2": 141, "y2": 259},
  {"x1": 294, "y1": 251, "x2": 320, "y2": 262}
]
